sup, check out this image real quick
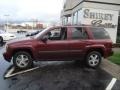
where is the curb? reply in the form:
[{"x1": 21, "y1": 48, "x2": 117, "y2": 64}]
[{"x1": 100, "y1": 59, "x2": 120, "y2": 80}]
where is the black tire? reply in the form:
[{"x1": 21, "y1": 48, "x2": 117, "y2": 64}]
[
  {"x1": 86, "y1": 51, "x2": 102, "y2": 68},
  {"x1": 0, "y1": 36, "x2": 3, "y2": 44},
  {"x1": 13, "y1": 51, "x2": 33, "y2": 69}
]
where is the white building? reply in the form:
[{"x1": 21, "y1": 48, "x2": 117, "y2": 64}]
[{"x1": 61, "y1": 0, "x2": 120, "y2": 43}]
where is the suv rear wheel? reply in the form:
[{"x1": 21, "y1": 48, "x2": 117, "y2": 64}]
[
  {"x1": 86, "y1": 51, "x2": 102, "y2": 68},
  {"x1": 13, "y1": 51, "x2": 33, "y2": 69}
]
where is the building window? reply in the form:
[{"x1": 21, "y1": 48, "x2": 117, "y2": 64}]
[
  {"x1": 72, "y1": 12, "x2": 78, "y2": 25},
  {"x1": 62, "y1": 17, "x2": 67, "y2": 25},
  {"x1": 67, "y1": 16, "x2": 71, "y2": 25},
  {"x1": 62, "y1": 16, "x2": 71, "y2": 25},
  {"x1": 64, "y1": 17, "x2": 67, "y2": 25},
  {"x1": 78, "y1": 10, "x2": 82, "y2": 25}
]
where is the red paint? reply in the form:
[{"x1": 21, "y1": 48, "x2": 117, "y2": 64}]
[{"x1": 3, "y1": 26, "x2": 113, "y2": 62}]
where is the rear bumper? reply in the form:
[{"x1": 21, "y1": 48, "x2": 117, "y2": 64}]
[{"x1": 3, "y1": 52, "x2": 12, "y2": 62}]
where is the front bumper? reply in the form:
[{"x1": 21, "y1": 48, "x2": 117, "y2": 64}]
[{"x1": 3, "y1": 52, "x2": 12, "y2": 62}]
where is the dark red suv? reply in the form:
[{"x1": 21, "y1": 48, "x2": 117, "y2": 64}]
[{"x1": 3, "y1": 26, "x2": 113, "y2": 69}]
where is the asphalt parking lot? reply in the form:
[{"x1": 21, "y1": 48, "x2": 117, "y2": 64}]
[{"x1": 0, "y1": 33, "x2": 120, "y2": 90}]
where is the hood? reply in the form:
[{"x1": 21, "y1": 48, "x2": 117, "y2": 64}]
[{"x1": 7, "y1": 37, "x2": 35, "y2": 45}]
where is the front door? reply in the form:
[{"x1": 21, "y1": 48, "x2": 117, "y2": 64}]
[{"x1": 37, "y1": 27, "x2": 69, "y2": 60}]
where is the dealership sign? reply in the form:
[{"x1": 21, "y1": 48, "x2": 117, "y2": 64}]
[{"x1": 81, "y1": 8, "x2": 118, "y2": 28}]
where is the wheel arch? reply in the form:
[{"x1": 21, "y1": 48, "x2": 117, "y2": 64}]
[
  {"x1": 12, "y1": 48, "x2": 34, "y2": 59},
  {"x1": 85, "y1": 48, "x2": 104, "y2": 57}
]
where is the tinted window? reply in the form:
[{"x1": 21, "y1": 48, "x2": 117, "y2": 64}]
[
  {"x1": 91, "y1": 28, "x2": 110, "y2": 39},
  {"x1": 71, "y1": 27, "x2": 88, "y2": 39},
  {"x1": 73, "y1": 12, "x2": 78, "y2": 25}
]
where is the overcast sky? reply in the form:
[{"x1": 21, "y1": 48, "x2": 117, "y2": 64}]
[{"x1": 0, "y1": 0, "x2": 64, "y2": 22}]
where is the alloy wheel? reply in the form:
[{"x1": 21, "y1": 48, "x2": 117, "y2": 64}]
[
  {"x1": 88, "y1": 54, "x2": 100, "y2": 67},
  {"x1": 16, "y1": 54, "x2": 29, "y2": 68}
]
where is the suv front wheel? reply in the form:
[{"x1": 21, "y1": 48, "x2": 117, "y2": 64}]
[
  {"x1": 13, "y1": 51, "x2": 33, "y2": 69},
  {"x1": 86, "y1": 51, "x2": 102, "y2": 68}
]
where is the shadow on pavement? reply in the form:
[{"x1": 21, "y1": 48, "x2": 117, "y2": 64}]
[{"x1": 3, "y1": 61, "x2": 112, "y2": 90}]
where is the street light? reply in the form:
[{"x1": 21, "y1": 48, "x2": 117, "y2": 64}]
[{"x1": 4, "y1": 14, "x2": 9, "y2": 32}]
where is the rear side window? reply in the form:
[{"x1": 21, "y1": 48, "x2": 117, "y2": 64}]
[
  {"x1": 71, "y1": 27, "x2": 88, "y2": 39},
  {"x1": 91, "y1": 28, "x2": 110, "y2": 39}
]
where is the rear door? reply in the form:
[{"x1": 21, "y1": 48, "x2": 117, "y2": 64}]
[{"x1": 68, "y1": 27, "x2": 89, "y2": 60}]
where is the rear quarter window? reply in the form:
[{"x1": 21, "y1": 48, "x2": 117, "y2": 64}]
[{"x1": 91, "y1": 28, "x2": 110, "y2": 39}]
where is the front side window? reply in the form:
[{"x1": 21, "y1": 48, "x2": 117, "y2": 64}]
[
  {"x1": 45, "y1": 28, "x2": 67, "y2": 40},
  {"x1": 71, "y1": 27, "x2": 88, "y2": 40},
  {"x1": 91, "y1": 28, "x2": 110, "y2": 39}
]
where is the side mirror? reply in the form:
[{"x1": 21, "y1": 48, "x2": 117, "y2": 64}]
[{"x1": 41, "y1": 36, "x2": 48, "y2": 42}]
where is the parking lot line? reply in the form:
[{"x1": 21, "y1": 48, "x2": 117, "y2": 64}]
[
  {"x1": 106, "y1": 78, "x2": 117, "y2": 90},
  {"x1": 4, "y1": 67, "x2": 15, "y2": 78},
  {"x1": 4, "y1": 66, "x2": 39, "y2": 78}
]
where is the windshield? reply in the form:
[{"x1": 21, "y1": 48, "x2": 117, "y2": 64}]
[
  {"x1": 34, "y1": 27, "x2": 50, "y2": 39},
  {"x1": 0, "y1": 30, "x2": 6, "y2": 34}
]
